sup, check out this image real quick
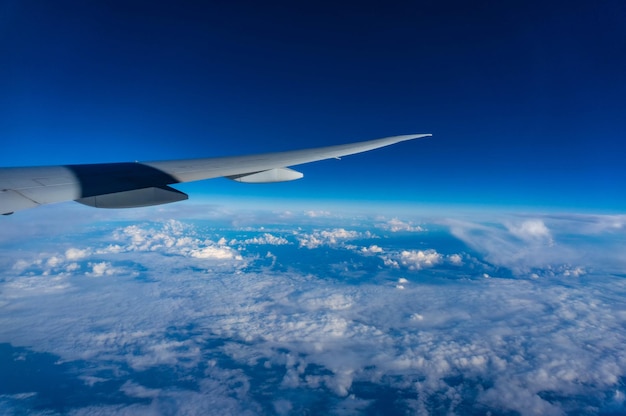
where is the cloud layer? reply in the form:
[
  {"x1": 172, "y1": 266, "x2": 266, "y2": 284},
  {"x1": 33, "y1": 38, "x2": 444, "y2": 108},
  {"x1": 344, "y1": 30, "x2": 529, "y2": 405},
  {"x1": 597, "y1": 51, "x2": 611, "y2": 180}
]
[{"x1": 1, "y1": 207, "x2": 625, "y2": 415}]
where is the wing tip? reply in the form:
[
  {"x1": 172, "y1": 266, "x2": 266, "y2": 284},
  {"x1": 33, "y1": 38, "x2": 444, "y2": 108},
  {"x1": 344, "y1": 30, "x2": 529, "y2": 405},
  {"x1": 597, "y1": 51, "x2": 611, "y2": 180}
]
[{"x1": 389, "y1": 133, "x2": 433, "y2": 143}]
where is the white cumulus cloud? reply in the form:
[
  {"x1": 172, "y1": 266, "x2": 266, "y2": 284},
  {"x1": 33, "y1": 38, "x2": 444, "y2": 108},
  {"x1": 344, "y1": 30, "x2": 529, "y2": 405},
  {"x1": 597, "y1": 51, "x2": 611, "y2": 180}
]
[
  {"x1": 298, "y1": 228, "x2": 362, "y2": 249},
  {"x1": 399, "y1": 249, "x2": 442, "y2": 270},
  {"x1": 190, "y1": 246, "x2": 242, "y2": 260},
  {"x1": 88, "y1": 262, "x2": 113, "y2": 277},
  {"x1": 447, "y1": 253, "x2": 463, "y2": 265},
  {"x1": 65, "y1": 248, "x2": 91, "y2": 261},
  {"x1": 241, "y1": 233, "x2": 289, "y2": 245},
  {"x1": 361, "y1": 245, "x2": 384, "y2": 254}
]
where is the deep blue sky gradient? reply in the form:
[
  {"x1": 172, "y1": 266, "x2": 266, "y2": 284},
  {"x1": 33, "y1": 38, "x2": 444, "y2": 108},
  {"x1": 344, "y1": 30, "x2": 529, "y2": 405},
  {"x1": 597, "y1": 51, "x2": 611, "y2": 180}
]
[{"x1": 2, "y1": 0, "x2": 625, "y2": 210}]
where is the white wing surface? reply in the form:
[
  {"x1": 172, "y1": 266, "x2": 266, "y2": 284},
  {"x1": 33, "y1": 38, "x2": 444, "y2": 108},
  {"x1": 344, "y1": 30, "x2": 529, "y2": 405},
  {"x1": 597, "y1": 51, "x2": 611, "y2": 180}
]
[{"x1": 0, "y1": 134, "x2": 431, "y2": 215}]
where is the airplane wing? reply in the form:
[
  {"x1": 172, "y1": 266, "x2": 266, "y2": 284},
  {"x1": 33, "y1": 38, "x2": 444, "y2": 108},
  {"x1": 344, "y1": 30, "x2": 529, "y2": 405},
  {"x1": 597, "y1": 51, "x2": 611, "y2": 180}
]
[{"x1": 0, "y1": 133, "x2": 431, "y2": 215}]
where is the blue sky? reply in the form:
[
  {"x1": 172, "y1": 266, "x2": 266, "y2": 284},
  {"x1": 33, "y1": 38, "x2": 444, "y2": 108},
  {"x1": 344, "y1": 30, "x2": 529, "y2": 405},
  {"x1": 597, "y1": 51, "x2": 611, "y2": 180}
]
[{"x1": 2, "y1": 0, "x2": 625, "y2": 211}]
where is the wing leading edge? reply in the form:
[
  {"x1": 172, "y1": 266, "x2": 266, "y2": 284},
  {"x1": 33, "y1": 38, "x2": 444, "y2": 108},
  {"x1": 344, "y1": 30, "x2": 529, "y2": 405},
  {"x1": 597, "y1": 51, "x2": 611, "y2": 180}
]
[{"x1": 0, "y1": 133, "x2": 431, "y2": 215}]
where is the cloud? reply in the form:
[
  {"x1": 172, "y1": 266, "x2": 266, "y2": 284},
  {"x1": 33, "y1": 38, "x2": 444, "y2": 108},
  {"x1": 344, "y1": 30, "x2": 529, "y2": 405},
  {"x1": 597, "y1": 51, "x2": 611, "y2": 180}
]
[
  {"x1": 361, "y1": 245, "x2": 383, "y2": 254},
  {"x1": 87, "y1": 262, "x2": 115, "y2": 277},
  {"x1": 377, "y1": 218, "x2": 424, "y2": 232},
  {"x1": 396, "y1": 277, "x2": 408, "y2": 289},
  {"x1": 300, "y1": 292, "x2": 354, "y2": 311},
  {"x1": 7, "y1": 220, "x2": 247, "y2": 280},
  {"x1": 190, "y1": 246, "x2": 242, "y2": 260},
  {"x1": 543, "y1": 213, "x2": 626, "y2": 234},
  {"x1": 562, "y1": 266, "x2": 585, "y2": 277},
  {"x1": 379, "y1": 249, "x2": 445, "y2": 270},
  {"x1": 297, "y1": 228, "x2": 363, "y2": 249},
  {"x1": 446, "y1": 214, "x2": 626, "y2": 276},
  {"x1": 447, "y1": 253, "x2": 463, "y2": 265},
  {"x1": 65, "y1": 248, "x2": 91, "y2": 261},
  {"x1": 506, "y1": 219, "x2": 553, "y2": 244},
  {"x1": 111, "y1": 219, "x2": 192, "y2": 252},
  {"x1": 305, "y1": 210, "x2": 332, "y2": 218},
  {"x1": 120, "y1": 381, "x2": 160, "y2": 399},
  {"x1": 238, "y1": 233, "x2": 290, "y2": 246},
  {"x1": 1, "y1": 210, "x2": 626, "y2": 415},
  {"x1": 398, "y1": 249, "x2": 442, "y2": 270},
  {"x1": 106, "y1": 220, "x2": 245, "y2": 265},
  {"x1": 11, "y1": 246, "x2": 95, "y2": 277}
]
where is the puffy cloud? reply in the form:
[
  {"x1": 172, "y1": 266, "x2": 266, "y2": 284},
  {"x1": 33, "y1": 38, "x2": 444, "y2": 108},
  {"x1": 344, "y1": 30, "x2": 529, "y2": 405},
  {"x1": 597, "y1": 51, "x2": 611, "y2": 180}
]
[
  {"x1": 361, "y1": 244, "x2": 383, "y2": 254},
  {"x1": 240, "y1": 233, "x2": 290, "y2": 246},
  {"x1": 111, "y1": 220, "x2": 192, "y2": 252},
  {"x1": 11, "y1": 246, "x2": 93, "y2": 277},
  {"x1": 190, "y1": 246, "x2": 242, "y2": 260},
  {"x1": 297, "y1": 228, "x2": 362, "y2": 249},
  {"x1": 399, "y1": 249, "x2": 442, "y2": 270},
  {"x1": 88, "y1": 262, "x2": 114, "y2": 277},
  {"x1": 563, "y1": 266, "x2": 585, "y2": 277},
  {"x1": 381, "y1": 249, "x2": 443, "y2": 270},
  {"x1": 321, "y1": 228, "x2": 360, "y2": 240},
  {"x1": 383, "y1": 257, "x2": 399, "y2": 268},
  {"x1": 106, "y1": 220, "x2": 245, "y2": 265},
  {"x1": 45, "y1": 255, "x2": 63, "y2": 269},
  {"x1": 447, "y1": 253, "x2": 463, "y2": 265},
  {"x1": 65, "y1": 248, "x2": 91, "y2": 261},
  {"x1": 394, "y1": 278, "x2": 410, "y2": 292},
  {"x1": 377, "y1": 218, "x2": 424, "y2": 232},
  {"x1": 87, "y1": 261, "x2": 135, "y2": 277},
  {"x1": 7, "y1": 220, "x2": 247, "y2": 283}
]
